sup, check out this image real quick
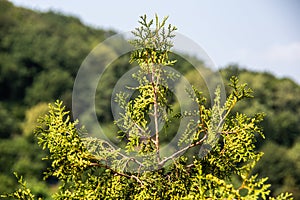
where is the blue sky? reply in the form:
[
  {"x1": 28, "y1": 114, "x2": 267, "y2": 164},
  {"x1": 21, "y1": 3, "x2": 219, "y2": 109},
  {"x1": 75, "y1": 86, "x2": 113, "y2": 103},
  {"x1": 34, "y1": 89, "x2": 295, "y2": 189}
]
[{"x1": 10, "y1": 0, "x2": 300, "y2": 83}]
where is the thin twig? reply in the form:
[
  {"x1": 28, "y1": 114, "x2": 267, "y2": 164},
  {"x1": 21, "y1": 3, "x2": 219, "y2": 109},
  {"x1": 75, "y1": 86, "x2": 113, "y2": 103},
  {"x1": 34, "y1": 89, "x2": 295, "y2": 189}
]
[
  {"x1": 89, "y1": 162, "x2": 144, "y2": 186},
  {"x1": 159, "y1": 134, "x2": 208, "y2": 167},
  {"x1": 216, "y1": 97, "x2": 237, "y2": 130},
  {"x1": 100, "y1": 140, "x2": 145, "y2": 168}
]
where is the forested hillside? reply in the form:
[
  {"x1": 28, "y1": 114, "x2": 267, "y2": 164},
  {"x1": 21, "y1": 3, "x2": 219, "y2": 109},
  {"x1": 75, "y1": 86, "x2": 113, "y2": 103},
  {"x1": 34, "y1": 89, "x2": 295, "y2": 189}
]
[{"x1": 0, "y1": 0, "x2": 299, "y2": 198}]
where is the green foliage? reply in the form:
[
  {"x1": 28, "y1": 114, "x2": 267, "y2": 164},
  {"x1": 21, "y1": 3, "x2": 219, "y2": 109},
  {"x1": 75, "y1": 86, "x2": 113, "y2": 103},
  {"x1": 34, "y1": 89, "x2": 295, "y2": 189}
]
[
  {"x1": 25, "y1": 69, "x2": 73, "y2": 106},
  {"x1": 0, "y1": 173, "x2": 36, "y2": 200},
  {"x1": 253, "y1": 141, "x2": 300, "y2": 199},
  {"x1": 220, "y1": 66, "x2": 300, "y2": 197},
  {"x1": 0, "y1": 136, "x2": 50, "y2": 198},
  {"x1": 0, "y1": 102, "x2": 19, "y2": 138},
  {"x1": 8, "y1": 95, "x2": 292, "y2": 199},
  {"x1": 95, "y1": 53, "x2": 133, "y2": 123},
  {"x1": 2, "y1": 15, "x2": 293, "y2": 199},
  {"x1": 1, "y1": 2, "x2": 299, "y2": 198},
  {"x1": 22, "y1": 102, "x2": 49, "y2": 137},
  {"x1": 0, "y1": 2, "x2": 114, "y2": 195},
  {"x1": 221, "y1": 66, "x2": 300, "y2": 147},
  {"x1": 0, "y1": 0, "x2": 110, "y2": 103},
  {"x1": 129, "y1": 14, "x2": 177, "y2": 67}
]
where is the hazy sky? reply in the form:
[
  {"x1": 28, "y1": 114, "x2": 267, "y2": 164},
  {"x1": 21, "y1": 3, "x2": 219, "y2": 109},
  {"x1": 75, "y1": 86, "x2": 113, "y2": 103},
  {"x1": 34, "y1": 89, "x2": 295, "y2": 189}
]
[{"x1": 10, "y1": 0, "x2": 300, "y2": 83}]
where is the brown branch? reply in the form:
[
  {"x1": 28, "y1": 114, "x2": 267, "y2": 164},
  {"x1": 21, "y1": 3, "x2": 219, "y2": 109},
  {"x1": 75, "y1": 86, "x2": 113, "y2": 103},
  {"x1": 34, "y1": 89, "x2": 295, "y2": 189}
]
[
  {"x1": 216, "y1": 96, "x2": 237, "y2": 130},
  {"x1": 221, "y1": 131, "x2": 236, "y2": 135},
  {"x1": 89, "y1": 162, "x2": 144, "y2": 186},
  {"x1": 97, "y1": 140, "x2": 145, "y2": 168},
  {"x1": 149, "y1": 61, "x2": 161, "y2": 163},
  {"x1": 158, "y1": 134, "x2": 208, "y2": 167},
  {"x1": 131, "y1": 175, "x2": 144, "y2": 185}
]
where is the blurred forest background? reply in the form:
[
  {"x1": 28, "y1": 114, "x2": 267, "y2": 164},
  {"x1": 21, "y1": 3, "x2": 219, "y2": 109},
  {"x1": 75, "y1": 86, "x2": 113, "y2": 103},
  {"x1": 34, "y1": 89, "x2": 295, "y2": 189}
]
[{"x1": 0, "y1": 1, "x2": 300, "y2": 199}]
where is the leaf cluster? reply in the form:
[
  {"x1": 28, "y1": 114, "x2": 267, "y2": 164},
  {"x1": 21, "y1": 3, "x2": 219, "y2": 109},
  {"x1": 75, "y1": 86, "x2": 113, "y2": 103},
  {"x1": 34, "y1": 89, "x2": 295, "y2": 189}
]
[{"x1": 129, "y1": 14, "x2": 177, "y2": 67}]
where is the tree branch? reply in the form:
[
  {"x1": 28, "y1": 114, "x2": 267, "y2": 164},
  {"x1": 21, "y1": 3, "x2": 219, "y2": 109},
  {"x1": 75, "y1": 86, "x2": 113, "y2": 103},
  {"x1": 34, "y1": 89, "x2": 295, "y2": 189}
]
[
  {"x1": 89, "y1": 162, "x2": 144, "y2": 186},
  {"x1": 95, "y1": 140, "x2": 145, "y2": 168},
  {"x1": 158, "y1": 134, "x2": 208, "y2": 167}
]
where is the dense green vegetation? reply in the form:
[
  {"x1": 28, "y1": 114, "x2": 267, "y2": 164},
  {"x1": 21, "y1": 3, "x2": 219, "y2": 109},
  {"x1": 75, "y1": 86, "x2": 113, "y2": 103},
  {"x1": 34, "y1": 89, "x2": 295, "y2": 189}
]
[
  {"x1": 0, "y1": 0, "x2": 299, "y2": 199},
  {"x1": 220, "y1": 66, "x2": 300, "y2": 197}
]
